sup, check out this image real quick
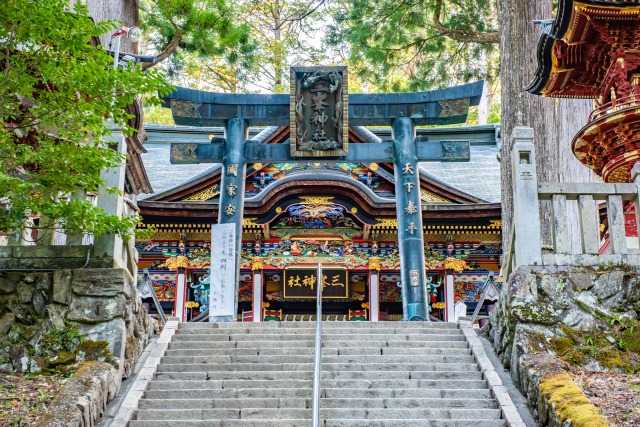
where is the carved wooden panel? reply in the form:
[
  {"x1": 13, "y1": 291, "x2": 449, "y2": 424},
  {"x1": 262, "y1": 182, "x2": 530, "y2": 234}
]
[{"x1": 290, "y1": 66, "x2": 348, "y2": 157}]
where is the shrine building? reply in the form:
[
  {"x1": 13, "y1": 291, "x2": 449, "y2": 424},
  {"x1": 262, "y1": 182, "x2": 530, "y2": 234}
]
[{"x1": 134, "y1": 75, "x2": 503, "y2": 322}]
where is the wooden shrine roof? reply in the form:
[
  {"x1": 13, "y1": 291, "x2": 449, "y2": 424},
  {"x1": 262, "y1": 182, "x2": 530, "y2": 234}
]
[
  {"x1": 526, "y1": 0, "x2": 640, "y2": 98},
  {"x1": 137, "y1": 124, "x2": 501, "y2": 221}
]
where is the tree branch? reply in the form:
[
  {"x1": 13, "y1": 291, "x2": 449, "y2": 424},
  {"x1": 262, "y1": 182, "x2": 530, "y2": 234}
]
[
  {"x1": 203, "y1": 63, "x2": 236, "y2": 93},
  {"x1": 142, "y1": 32, "x2": 183, "y2": 70},
  {"x1": 433, "y1": 0, "x2": 499, "y2": 44}
]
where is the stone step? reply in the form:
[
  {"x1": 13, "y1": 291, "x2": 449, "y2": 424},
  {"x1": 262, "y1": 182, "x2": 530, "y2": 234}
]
[
  {"x1": 162, "y1": 348, "x2": 335, "y2": 357},
  {"x1": 154, "y1": 370, "x2": 484, "y2": 382},
  {"x1": 131, "y1": 420, "x2": 312, "y2": 427},
  {"x1": 323, "y1": 388, "x2": 494, "y2": 399},
  {"x1": 163, "y1": 346, "x2": 468, "y2": 357},
  {"x1": 170, "y1": 333, "x2": 466, "y2": 342},
  {"x1": 159, "y1": 354, "x2": 476, "y2": 365},
  {"x1": 146, "y1": 379, "x2": 488, "y2": 390},
  {"x1": 156, "y1": 362, "x2": 480, "y2": 373},
  {"x1": 146, "y1": 379, "x2": 310, "y2": 390},
  {"x1": 131, "y1": 420, "x2": 506, "y2": 427},
  {"x1": 178, "y1": 321, "x2": 459, "y2": 329},
  {"x1": 317, "y1": 421, "x2": 506, "y2": 427},
  {"x1": 325, "y1": 340, "x2": 469, "y2": 348},
  {"x1": 134, "y1": 408, "x2": 502, "y2": 421},
  {"x1": 143, "y1": 387, "x2": 494, "y2": 400},
  {"x1": 137, "y1": 397, "x2": 496, "y2": 410},
  {"x1": 176, "y1": 328, "x2": 463, "y2": 335},
  {"x1": 168, "y1": 340, "x2": 469, "y2": 349},
  {"x1": 138, "y1": 398, "x2": 310, "y2": 410},
  {"x1": 168, "y1": 341, "x2": 315, "y2": 349},
  {"x1": 321, "y1": 397, "x2": 497, "y2": 409}
]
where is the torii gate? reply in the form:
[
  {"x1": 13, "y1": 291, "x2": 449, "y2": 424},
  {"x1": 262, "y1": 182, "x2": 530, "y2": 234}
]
[{"x1": 165, "y1": 67, "x2": 483, "y2": 322}]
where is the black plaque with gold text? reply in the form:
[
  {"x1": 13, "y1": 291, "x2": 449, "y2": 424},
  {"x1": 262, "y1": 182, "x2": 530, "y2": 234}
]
[{"x1": 283, "y1": 267, "x2": 349, "y2": 299}]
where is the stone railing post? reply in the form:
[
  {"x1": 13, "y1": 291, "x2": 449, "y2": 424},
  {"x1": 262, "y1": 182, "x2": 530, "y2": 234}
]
[
  {"x1": 633, "y1": 163, "x2": 640, "y2": 252},
  {"x1": 511, "y1": 127, "x2": 542, "y2": 267},
  {"x1": 93, "y1": 125, "x2": 127, "y2": 269},
  {"x1": 65, "y1": 190, "x2": 88, "y2": 245}
]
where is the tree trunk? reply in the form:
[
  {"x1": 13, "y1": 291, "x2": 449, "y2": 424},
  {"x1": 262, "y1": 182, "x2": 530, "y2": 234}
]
[
  {"x1": 499, "y1": 0, "x2": 595, "y2": 253},
  {"x1": 273, "y1": 22, "x2": 283, "y2": 94},
  {"x1": 84, "y1": 0, "x2": 140, "y2": 53}
]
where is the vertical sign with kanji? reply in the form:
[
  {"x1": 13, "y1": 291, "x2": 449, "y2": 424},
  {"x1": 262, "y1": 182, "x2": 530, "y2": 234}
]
[{"x1": 210, "y1": 223, "x2": 237, "y2": 320}]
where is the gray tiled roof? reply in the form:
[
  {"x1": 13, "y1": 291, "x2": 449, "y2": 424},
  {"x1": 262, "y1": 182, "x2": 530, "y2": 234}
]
[
  {"x1": 420, "y1": 145, "x2": 501, "y2": 203},
  {"x1": 140, "y1": 125, "x2": 501, "y2": 203},
  {"x1": 139, "y1": 144, "x2": 212, "y2": 200},
  {"x1": 140, "y1": 126, "x2": 280, "y2": 200}
]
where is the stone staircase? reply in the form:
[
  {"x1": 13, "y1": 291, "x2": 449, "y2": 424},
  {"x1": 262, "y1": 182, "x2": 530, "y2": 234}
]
[{"x1": 129, "y1": 322, "x2": 509, "y2": 426}]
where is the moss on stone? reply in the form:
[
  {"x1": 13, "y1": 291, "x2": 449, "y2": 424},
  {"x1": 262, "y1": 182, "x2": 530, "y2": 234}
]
[
  {"x1": 550, "y1": 337, "x2": 573, "y2": 355},
  {"x1": 540, "y1": 372, "x2": 609, "y2": 427},
  {"x1": 550, "y1": 324, "x2": 639, "y2": 374},
  {"x1": 44, "y1": 350, "x2": 75, "y2": 368},
  {"x1": 620, "y1": 327, "x2": 640, "y2": 353},
  {"x1": 595, "y1": 349, "x2": 637, "y2": 374},
  {"x1": 76, "y1": 340, "x2": 118, "y2": 369},
  {"x1": 511, "y1": 301, "x2": 558, "y2": 324}
]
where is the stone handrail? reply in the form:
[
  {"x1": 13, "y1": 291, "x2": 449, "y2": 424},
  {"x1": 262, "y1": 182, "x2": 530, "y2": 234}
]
[
  {"x1": 537, "y1": 180, "x2": 639, "y2": 257},
  {"x1": 508, "y1": 126, "x2": 640, "y2": 278}
]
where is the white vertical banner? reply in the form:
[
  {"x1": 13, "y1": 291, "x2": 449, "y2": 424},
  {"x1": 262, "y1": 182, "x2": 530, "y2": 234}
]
[
  {"x1": 210, "y1": 223, "x2": 237, "y2": 320},
  {"x1": 252, "y1": 272, "x2": 262, "y2": 322},
  {"x1": 369, "y1": 271, "x2": 379, "y2": 322},
  {"x1": 445, "y1": 273, "x2": 454, "y2": 322}
]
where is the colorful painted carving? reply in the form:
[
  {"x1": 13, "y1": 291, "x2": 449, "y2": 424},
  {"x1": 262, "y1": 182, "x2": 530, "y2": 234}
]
[
  {"x1": 191, "y1": 271, "x2": 210, "y2": 312},
  {"x1": 379, "y1": 280, "x2": 401, "y2": 302}
]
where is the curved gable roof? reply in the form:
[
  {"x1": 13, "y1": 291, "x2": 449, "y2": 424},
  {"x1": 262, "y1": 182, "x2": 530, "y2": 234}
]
[{"x1": 139, "y1": 124, "x2": 501, "y2": 210}]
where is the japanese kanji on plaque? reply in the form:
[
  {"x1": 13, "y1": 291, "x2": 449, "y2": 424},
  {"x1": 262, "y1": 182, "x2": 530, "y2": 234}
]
[
  {"x1": 283, "y1": 267, "x2": 349, "y2": 298},
  {"x1": 290, "y1": 66, "x2": 348, "y2": 157}
]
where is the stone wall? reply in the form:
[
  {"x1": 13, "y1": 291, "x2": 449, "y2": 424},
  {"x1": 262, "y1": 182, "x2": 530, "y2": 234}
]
[
  {"x1": 34, "y1": 361, "x2": 120, "y2": 427},
  {"x1": 490, "y1": 264, "x2": 639, "y2": 425},
  {"x1": 0, "y1": 267, "x2": 155, "y2": 382}
]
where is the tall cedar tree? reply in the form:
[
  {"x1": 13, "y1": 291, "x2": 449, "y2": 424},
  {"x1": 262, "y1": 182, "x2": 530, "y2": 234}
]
[
  {"x1": 327, "y1": 0, "x2": 498, "y2": 92},
  {"x1": 499, "y1": 0, "x2": 594, "y2": 251}
]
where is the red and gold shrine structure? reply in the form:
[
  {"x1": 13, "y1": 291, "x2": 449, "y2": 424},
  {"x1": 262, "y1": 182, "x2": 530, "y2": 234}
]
[
  {"x1": 135, "y1": 124, "x2": 502, "y2": 322},
  {"x1": 526, "y1": 0, "x2": 640, "y2": 183}
]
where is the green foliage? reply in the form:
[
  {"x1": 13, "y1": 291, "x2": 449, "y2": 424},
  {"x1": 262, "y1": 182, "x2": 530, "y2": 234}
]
[
  {"x1": 327, "y1": 0, "x2": 498, "y2": 92},
  {"x1": 140, "y1": 0, "x2": 255, "y2": 80},
  {"x1": 487, "y1": 100, "x2": 501, "y2": 124},
  {"x1": 145, "y1": 0, "x2": 331, "y2": 94},
  {"x1": 0, "y1": 0, "x2": 170, "y2": 237},
  {"x1": 240, "y1": 0, "x2": 329, "y2": 93},
  {"x1": 40, "y1": 320, "x2": 82, "y2": 355}
]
